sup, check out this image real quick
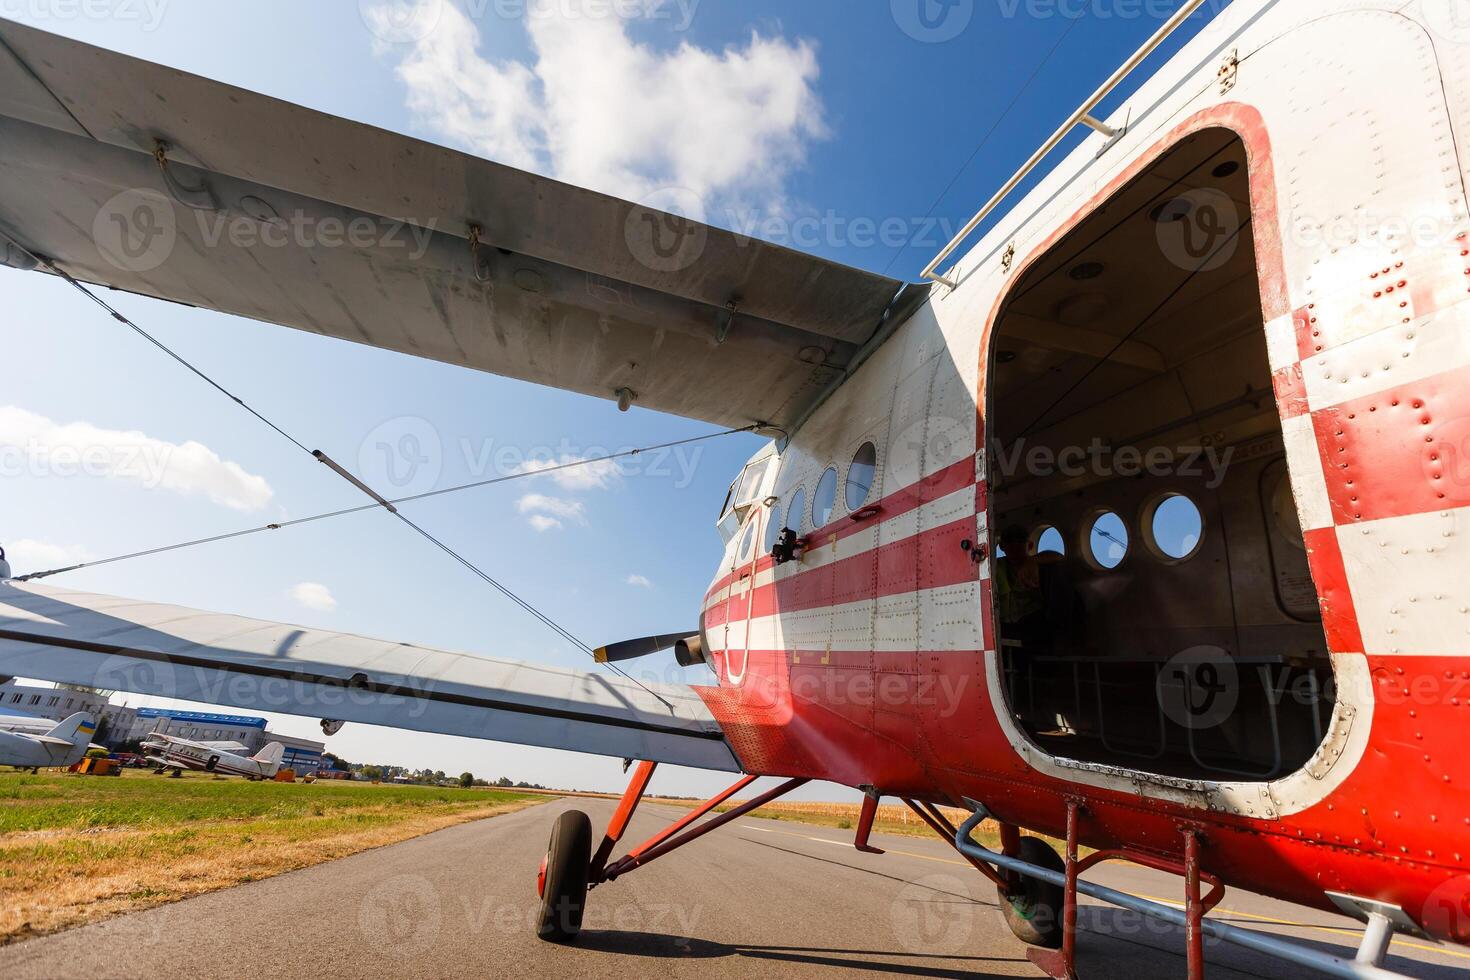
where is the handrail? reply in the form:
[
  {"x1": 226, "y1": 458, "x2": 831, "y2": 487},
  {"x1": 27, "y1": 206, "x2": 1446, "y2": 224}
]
[{"x1": 920, "y1": 0, "x2": 1214, "y2": 288}]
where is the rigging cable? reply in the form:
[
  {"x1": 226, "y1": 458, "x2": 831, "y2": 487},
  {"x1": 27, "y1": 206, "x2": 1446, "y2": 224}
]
[
  {"x1": 16, "y1": 426, "x2": 756, "y2": 581},
  {"x1": 16, "y1": 248, "x2": 750, "y2": 704},
  {"x1": 880, "y1": 14, "x2": 1082, "y2": 278}
]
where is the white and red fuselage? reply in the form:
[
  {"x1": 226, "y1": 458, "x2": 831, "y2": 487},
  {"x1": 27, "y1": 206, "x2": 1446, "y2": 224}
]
[{"x1": 696, "y1": 0, "x2": 1470, "y2": 945}]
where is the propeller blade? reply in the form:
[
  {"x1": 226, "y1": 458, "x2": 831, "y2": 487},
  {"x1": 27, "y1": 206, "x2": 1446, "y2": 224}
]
[{"x1": 594, "y1": 632, "x2": 697, "y2": 664}]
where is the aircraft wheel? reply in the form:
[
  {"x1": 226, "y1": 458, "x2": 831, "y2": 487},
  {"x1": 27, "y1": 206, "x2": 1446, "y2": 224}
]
[
  {"x1": 535, "y1": 809, "x2": 592, "y2": 943},
  {"x1": 998, "y1": 837, "x2": 1066, "y2": 949}
]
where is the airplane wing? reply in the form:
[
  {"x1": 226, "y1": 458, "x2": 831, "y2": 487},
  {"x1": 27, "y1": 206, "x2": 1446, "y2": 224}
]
[
  {"x1": 0, "y1": 21, "x2": 923, "y2": 432},
  {"x1": 199, "y1": 740, "x2": 251, "y2": 755},
  {"x1": 30, "y1": 735, "x2": 72, "y2": 746},
  {"x1": 0, "y1": 582, "x2": 740, "y2": 772}
]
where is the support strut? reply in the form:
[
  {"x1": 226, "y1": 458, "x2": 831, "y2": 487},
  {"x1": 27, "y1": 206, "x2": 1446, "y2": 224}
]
[
  {"x1": 587, "y1": 764, "x2": 807, "y2": 885},
  {"x1": 900, "y1": 797, "x2": 1010, "y2": 890},
  {"x1": 588, "y1": 760, "x2": 657, "y2": 882}
]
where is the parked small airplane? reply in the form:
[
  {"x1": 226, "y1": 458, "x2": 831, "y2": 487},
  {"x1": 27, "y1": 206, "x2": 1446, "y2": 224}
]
[
  {"x1": 0, "y1": 713, "x2": 95, "y2": 771},
  {"x1": 141, "y1": 735, "x2": 285, "y2": 780},
  {"x1": 2, "y1": 2, "x2": 1469, "y2": 976}
]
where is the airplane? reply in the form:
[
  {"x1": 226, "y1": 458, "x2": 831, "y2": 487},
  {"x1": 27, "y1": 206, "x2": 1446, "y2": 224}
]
[
  {"x1": 0, "y1": 1, "x2": 1465, "y2": 975},
  {"x1": 0, "y1": 713, "x2": 96, "y2": 771},
  {"x1": 140, "y1": 734, "x2": 286, "y2": 780}
]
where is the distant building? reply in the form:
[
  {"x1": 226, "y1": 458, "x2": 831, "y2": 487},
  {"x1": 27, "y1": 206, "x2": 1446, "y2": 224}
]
[
  {"x1": 0, "y1": 681, "x2": 326, "y2": 769},
  {"x1": 127, "y1": 707, "x2": 266, "y2": 747}
]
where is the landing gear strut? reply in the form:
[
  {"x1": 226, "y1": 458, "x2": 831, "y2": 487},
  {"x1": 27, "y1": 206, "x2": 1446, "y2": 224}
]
[{"x1": 532, "y1": 761, "x2": 808, "y2": 943}]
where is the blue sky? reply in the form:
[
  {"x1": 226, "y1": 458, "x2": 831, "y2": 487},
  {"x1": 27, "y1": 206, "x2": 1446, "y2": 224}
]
[{"x1": 0, "y1": 0, "x2": 1225, "y2": 797}]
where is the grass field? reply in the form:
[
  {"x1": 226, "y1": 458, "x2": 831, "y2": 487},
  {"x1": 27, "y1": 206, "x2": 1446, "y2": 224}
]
[{"x1": 0, "y1": 770, "x2": 541, "y2": 945}]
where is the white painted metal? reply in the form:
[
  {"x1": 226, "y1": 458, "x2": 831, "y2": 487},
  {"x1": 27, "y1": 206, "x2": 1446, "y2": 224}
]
[{"x1": 0, "y1": 582, "x2": 739, "y2": 772}]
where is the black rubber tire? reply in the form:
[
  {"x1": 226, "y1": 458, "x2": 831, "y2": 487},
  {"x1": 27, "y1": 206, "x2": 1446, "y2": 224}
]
[
  {"x1": 998, "y1": 836, "x2": 1066, "y2": 949},
  {"x1": 536, "y1": 810, "x2": 592, "y2": 943}
]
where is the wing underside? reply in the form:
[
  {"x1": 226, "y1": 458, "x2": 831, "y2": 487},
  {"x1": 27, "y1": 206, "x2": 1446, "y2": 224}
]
[
  {"x1": 0, "y1": 20, "x2": 920, "y2": 431},
  {"x1": 0, "y1": 582, "x2": 740, "y2": 773}
]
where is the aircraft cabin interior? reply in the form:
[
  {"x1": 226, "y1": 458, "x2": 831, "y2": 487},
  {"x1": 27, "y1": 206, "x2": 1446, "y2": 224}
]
[{"x1": 986, "y1": 127, "x2": 1334, "y2": 784}]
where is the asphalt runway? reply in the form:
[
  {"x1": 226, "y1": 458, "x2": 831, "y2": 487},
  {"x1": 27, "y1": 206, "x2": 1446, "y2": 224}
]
[{"x1": 2, "y1": 797, "x2": 1466, "y2": 979}]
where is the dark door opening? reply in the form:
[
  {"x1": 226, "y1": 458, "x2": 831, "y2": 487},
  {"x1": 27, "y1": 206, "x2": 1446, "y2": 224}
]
[{"x1": 988, "y1": 128, "x2": 1333, "y2": 782}]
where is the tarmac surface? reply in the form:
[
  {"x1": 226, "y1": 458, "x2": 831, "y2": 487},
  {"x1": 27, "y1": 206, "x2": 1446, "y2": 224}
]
[{"x1": 2, "y1": 797, "x2": 1467, "y2": 979}]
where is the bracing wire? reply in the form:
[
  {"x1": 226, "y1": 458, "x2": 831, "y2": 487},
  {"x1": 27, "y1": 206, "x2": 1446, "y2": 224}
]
[
  {"x1": 14, "y1": 244, "x2": 754, "y2": 704},
  {"x1": 17, "y1": 426, "x2": 756, "y2": 582}
]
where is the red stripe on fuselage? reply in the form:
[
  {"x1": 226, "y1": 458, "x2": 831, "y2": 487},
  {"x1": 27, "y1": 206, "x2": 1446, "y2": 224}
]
[
  {"x1": 705, "y1": 516, "x2": 979, "y2": 628},
  {"x1": 703, "y1": 457, "x2": 977, "y2": 605}
]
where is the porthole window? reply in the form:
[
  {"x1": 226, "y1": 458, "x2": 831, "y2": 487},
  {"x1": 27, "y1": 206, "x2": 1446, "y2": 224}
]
[
  {"x1": 765, "y1": 500, "x2": 784, "y2": 552},
  {"x1": 813, "y1": 467, "x2": 838, "y2": 529},
  {"x1": 846, "y1": 442, "x2": 877, "y2": 511},
  {"x1": 1148, "y1": 493, "x2": 1204, "y2": 561},
  {"x1": 788, "y1": 487, "x2": 807, "y2": 534},
  {"x1": 1087, "y1": 512, "x2": 1129, "y2": 569},
  {"x1": 1033, "y1": 526, "x2": 1065, "y2": 556},
  {"x1": 738, "y1": 518, "x2": 757, "y2": 561}
]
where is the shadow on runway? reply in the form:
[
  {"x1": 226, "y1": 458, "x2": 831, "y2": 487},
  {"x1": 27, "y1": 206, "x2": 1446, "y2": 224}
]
[{"x1": 574, "y1": 930, "x2": 1021, "y2": 978}]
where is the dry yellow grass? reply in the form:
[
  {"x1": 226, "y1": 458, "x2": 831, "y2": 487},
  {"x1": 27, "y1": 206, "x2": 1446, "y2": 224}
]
[{"x1": 0, "y1": 773, "x2": 542, "y2": 945}]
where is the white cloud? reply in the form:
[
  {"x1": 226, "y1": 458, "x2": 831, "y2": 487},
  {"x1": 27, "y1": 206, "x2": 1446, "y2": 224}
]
[
  {"x1": 625, "y1": 574, "x2": 652, "y2": 588},
  {"x1": 511, "y1": 455, "x2": 621, "y2": 491},
  {"x1": 0, "y1": 406, "x2": 274, "y2": 512},
  {"x1": 527, "y1": 514, "x2": 563, "y2": 533},
  {"x1": 376, "y1": 0, "x2": 825, "y2": 211},
  {"x1": 516, "y1": 493, "x2": 587, "y2": 524},
  {"x1": 288, "y1": 582, "x2": 338, "y2": 612},
  {"x1": 3, "y1": 539, "x2": 95, "y2": 575}
]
